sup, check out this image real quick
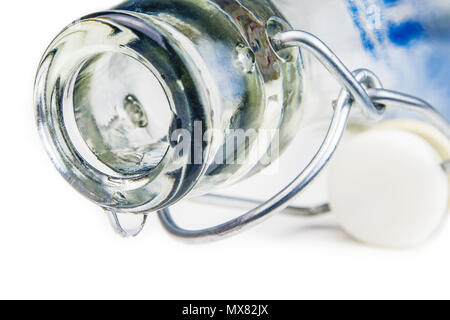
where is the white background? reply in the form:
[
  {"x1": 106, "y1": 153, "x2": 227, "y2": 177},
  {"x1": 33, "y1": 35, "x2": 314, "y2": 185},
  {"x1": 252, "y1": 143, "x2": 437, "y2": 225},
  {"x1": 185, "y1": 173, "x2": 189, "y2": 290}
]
[{"x1": 0, "y1": 0, "x2": 449, "y2": 300}]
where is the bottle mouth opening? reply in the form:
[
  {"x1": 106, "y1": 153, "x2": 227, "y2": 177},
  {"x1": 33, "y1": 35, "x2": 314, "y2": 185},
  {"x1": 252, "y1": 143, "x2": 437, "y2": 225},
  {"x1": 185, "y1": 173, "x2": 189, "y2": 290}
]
[
  {"x1": 35, "y1": 8, "x2": 302, "y2": 212},
  {"x1": 65, "y1": 50, "x2": 173, "y2": 177},
  {"x1": 35, "y1": 12, "x2": 207, "y2": 211}
]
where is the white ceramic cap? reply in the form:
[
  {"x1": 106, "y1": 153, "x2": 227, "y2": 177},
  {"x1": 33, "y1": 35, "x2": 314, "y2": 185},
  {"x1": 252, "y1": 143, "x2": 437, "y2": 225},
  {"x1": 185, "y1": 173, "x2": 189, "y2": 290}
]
[{"x1": 328, "y1": 124, "x2": 449, "y2": 248}]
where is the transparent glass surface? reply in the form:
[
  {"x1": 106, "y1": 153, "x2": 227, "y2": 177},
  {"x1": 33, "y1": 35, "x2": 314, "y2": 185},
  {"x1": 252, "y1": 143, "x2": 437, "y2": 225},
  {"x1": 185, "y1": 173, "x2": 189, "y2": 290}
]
[
  {"x1": 72, "y1": 52, "x2": 172, "y2": 176},
  {"x1": 35, "y1": 0, "x2": 306, "y2": 213}
]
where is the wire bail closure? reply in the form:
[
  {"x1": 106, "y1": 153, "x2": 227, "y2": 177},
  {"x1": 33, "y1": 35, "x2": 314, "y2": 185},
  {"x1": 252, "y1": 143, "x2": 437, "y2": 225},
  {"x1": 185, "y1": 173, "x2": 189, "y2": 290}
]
[{"x1": 107, "y1": 30, "x2": 450, "y2": 241}]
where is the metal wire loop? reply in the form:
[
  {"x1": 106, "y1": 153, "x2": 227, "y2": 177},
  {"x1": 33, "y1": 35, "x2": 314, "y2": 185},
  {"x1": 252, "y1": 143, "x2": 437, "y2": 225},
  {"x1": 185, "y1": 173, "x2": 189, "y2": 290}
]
[
  {"x1": 111, "y1": 30, "x2": 449, "y2": 240},
  {"x1": 155, "y1": 30, "x2": 388, "y2": 242},
  {"x1": 272, "y1": 30, "x2": 386, "y2": 121}
]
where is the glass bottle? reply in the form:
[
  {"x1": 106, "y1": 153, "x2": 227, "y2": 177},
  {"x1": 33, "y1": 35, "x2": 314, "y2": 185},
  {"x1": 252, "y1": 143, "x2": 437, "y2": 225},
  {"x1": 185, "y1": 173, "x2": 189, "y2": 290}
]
[{"x1": 35, "y1": 0, "x2": 307, "y2": 214}]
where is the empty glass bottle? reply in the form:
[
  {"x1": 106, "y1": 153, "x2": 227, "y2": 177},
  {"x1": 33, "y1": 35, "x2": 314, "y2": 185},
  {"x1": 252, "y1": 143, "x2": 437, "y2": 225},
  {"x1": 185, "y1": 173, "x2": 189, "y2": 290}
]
[{"x1": 35, "y1": 0, "x2": 307, "y2": 214}]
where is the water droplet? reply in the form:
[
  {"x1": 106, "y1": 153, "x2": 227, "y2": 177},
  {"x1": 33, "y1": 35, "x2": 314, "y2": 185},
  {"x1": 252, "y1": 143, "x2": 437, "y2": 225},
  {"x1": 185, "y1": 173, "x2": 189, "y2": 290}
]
[{"x1": 235, "y1": 44, "x2": 256, "y2": 74}]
